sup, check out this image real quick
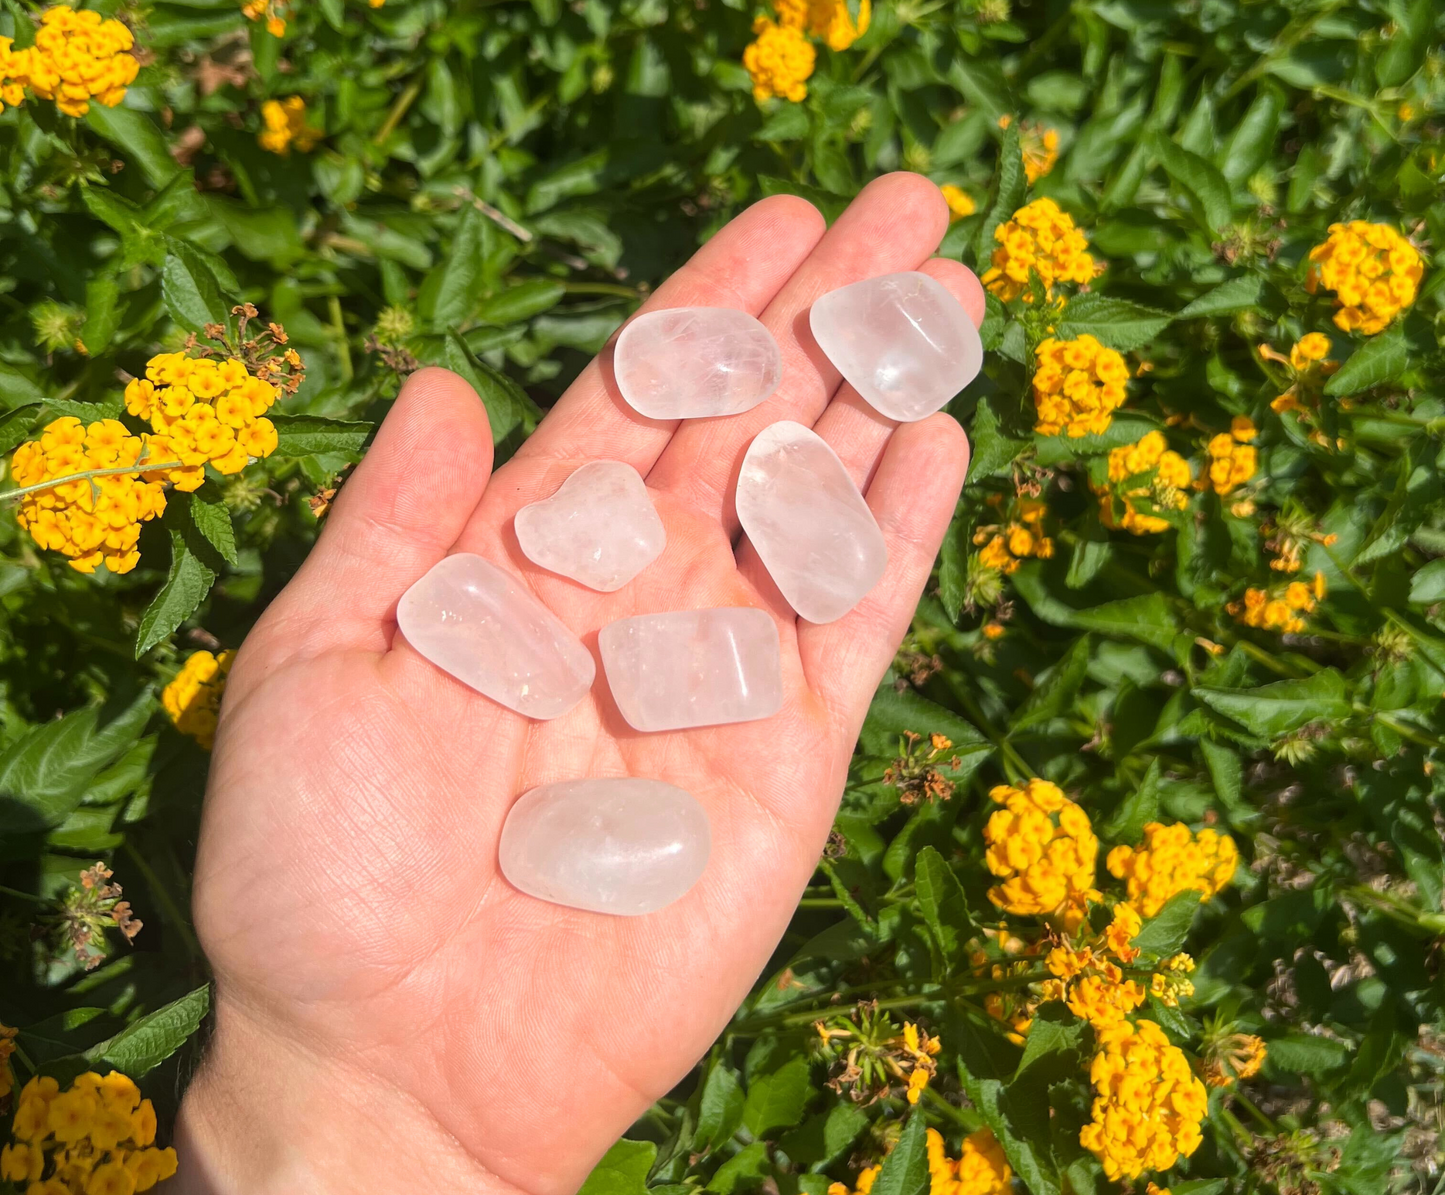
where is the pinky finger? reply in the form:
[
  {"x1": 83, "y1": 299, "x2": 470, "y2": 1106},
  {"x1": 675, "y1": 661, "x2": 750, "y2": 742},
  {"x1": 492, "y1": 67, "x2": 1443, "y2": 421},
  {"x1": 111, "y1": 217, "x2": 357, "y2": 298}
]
[{"x1": 796, "y1": 414, "x2": 971, "y2": 735}]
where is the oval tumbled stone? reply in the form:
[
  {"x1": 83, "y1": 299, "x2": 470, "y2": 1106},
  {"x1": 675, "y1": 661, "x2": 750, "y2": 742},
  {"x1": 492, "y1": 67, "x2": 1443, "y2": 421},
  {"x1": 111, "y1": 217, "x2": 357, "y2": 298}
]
[
  {"x1": 514, "y1": 460, "x2": 666, "y2": 592},
  {"x1": 809, "y1": 271, "x2": 982, "y2": 422},
  {"x1": 499, "y1": 778, "x2": 711, "y2": 915},
  {"x1": 397, "y1": 553, "x2": 594, "y2": 720},
  {"x1": 614, "y1": 307, "x2": 782, "y2": 420},
  {"x1": 599, "y1": 607, "x2": 782, "y2": 732},
  {"x1": 736, "y1": 421, "x2": 887, "y2": 624}
]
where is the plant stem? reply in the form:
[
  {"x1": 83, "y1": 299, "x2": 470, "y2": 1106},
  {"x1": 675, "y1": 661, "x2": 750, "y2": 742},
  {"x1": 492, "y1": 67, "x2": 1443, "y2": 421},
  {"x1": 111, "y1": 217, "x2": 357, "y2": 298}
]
[
  {"x1": 328, "y1": 295, "x2": 353, "y2": 381},
  {"x1": 560, "y1": 282, "x2": 640, "y2": 299},
  {"x1": 0, "y1": 883, "x2": 48, "y2": 904},
  {"x1": 0, "y1": 460, "x2": 185, "y2": 505},
  {"x1": 124, "y1": 839, "x2": 201, "y2": 962},
  {"x1": 373, "y1": 76, "x2": 423, "y2": 144}
]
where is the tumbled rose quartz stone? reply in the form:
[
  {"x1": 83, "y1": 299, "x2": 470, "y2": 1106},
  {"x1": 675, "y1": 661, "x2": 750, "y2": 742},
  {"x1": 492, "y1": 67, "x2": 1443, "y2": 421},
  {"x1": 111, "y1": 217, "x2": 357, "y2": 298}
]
[
  {"x1": 499, "y1": 778, "x2": 711, "y2": 915},
  {"x1": 514, "y1": 461, "x2": 665, "y2": 592},
  {"x1": 613, "y1": 307, "x2": 783, "y2": 419},
  {"x1": 397, "y1": 553, "x2": 594, "y2": 720},
  {"x1": 599, "y1": 607, "x2": 782, "y2": 732},
  {"x1": 736, "y1": 421, "x2": 887, "y2": 624},
  {"x1": 809, "y1": 271, "x2": 982, "y2": 421}
]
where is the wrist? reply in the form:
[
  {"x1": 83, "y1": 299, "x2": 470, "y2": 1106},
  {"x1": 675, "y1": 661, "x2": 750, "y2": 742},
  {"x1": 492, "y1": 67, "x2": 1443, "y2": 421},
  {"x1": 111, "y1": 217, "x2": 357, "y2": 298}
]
[{"x1": 175, "y1": 995, "x2": 529, "y2": 1195}]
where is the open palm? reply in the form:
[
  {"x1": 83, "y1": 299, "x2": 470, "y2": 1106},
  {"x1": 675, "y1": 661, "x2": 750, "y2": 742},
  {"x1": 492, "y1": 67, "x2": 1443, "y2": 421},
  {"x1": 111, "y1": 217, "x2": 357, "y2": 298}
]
[{"x1": 185, "y1": 173, "x2": 982, "y2": 1195}]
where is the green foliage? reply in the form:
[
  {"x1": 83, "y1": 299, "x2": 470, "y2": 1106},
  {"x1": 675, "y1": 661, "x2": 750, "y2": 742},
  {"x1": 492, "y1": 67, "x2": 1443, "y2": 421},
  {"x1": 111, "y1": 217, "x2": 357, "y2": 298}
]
[{"x1": 2, "y1": 0, "x2": 1445, "y2": 1193}]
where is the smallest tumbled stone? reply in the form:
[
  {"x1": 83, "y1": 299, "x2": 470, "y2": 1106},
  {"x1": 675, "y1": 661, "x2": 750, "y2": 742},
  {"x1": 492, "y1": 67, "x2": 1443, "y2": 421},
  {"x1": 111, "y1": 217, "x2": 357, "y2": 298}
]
[{"x1": 515, "y1": 461, "x2": 665, "y2": 592}]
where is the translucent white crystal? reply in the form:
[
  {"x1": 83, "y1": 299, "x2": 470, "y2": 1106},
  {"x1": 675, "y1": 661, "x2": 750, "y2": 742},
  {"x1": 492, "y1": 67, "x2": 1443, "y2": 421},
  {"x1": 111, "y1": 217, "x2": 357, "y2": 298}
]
[
  {"x1": 599, "y1": 607, "x2": 782, "y2": 732},
  {"x1": 397, "y1": 553, "x2": 594, "y2": 720},
  {"x1": 736, "y1": 421, "x2": 887, "y2": 624},
  {"x1": 499, "y1": 778, "x2": 710, "y2": 915},
  {"x1": 514, "y1": 461, "x2": 666, "y2": 592},
  {"x1": 613, "y1": 307, "x2": 783, "y2": 419},
  {"x1": 809, "y1": 271, "x2": 982, "y2": 421}
]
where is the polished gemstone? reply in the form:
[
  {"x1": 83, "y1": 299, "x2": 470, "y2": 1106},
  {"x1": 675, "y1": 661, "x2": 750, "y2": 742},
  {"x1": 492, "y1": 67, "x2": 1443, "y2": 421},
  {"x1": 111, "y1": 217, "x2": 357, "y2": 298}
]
[
  {"x1": 499, "y1": 778, "x2": 710, "y2": 916},
  {"x1": 514, "y1": 461, "x2": 665, "y2": 592},
  {"x1": 613, "y1": 306, "x2": 782, "y2": 420},
  {"x1": 809, "y1": 271, "x2": 982, "y2": 421},
  {"x1": 599, "y1": 607, "x2": 782, "y2": 732},
  {"x1": 397, "y1": 553, "x2": 594, "y2": 720},
  {"x1": 736, "y1": 421, "x2": 887, "y2": 624}
]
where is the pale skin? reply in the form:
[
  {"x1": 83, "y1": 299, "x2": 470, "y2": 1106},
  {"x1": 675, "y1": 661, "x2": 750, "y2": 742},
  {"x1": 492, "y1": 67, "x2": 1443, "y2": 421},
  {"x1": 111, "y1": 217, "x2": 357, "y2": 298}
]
[{"x1": 176, "y1": 172, "x2": 984, "y2": 1194}]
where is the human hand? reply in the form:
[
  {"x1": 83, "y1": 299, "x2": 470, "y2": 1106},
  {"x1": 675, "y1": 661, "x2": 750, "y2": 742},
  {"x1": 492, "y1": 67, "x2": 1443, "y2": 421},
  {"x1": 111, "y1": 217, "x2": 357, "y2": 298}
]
[{"x1": 176, "y1": 172, "x2": 983, "y2": 1195}]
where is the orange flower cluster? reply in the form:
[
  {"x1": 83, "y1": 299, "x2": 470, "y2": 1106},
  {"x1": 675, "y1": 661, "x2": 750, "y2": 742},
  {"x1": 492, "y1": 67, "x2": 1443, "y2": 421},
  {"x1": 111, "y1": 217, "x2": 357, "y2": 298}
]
[
  {"x1": 2, "y1": 7, "x2": 139, "y2": 118},
  {"x1": 1095, "y1": 431, "x2": 1192, "y2": 534},
  {"x1": 1032, "y1": 334, "x2": 1130, "y2": 438},
  {"x1": 974, "y1": 497, "x2": 1053, "y2": 574},
  {"x1": 1106, "y1": 822, "x2": 1240, "y2": 918},
  {"x1": 1306, "y1": 221, "x2": 1423, "y2": 335},
  {"x1": 982, "y1": 198, "x2": 1099, "y2": 304},
  {"x1": 1228, "y1": 573, "x2": 1326, "y2": 634},
  {"x1": 1197, "y1": 416, "x2": 1258, "y2": 496},
  {"x1": 983, "y1": 780, "x2": 1100, "y2": 929}
]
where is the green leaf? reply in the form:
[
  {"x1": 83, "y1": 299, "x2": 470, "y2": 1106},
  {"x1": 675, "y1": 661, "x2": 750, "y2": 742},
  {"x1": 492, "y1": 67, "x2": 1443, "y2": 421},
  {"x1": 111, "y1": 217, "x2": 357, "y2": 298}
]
[
  {"x1": 135, "y1": 529, "x2": 218, "y2": 658},
  {"x1": 1194, "y1": 669, "x2": 1350, "y2": 738},
  {"x1": 0, "y1": 692, "x2": 153, "y2": 833},
  {"x1": 694, "y1": 1063, "x2": 745, "y2": 1155},
  {"x1": 868, "y1": 1110, "x2": 928, "y2": 1195},
  {"x1": 742, "y1": 1056, "x2": 812, "y2": 1137},
  {"x1": 914, "y1": 846, "x2": 976, "y2": 977},
  {"x1": 1013, "y1": 634, "x2": 1091, "y2": 730},
  {"x1": 966, "y1": 397, "x2": 1026, "y2": 480},
  {"x1": 1409, "y1": 558, "x2": 1445, "y2": 604},
  {"x1": 0, "y1": 403, "x2": 40, "y2": 454},
  {"x1": 957, "y1": 1066, "x2": 1060, "y2": 1195},
  {"x1": 975, "y1": 121, "x2": 1024, "y2": 270},
  {"x1": 270, "y1": 415, "x2": 373, "y2": 459},
  {"x1": 81, "y1": 274, "x2": 122, "y2": 355},
  {"x1": 88, "y1": 985, "x2": 210, "y2": 1077},
  {"x1": 1055, "y1": 294, "x2": 1173, "y2": 352},
  {"x1": 1324, "y1": 322, "x2": 1409, "y2": 396},
  {"x1": 1071, "y1": 594, "x2": 1179, "y2": 653},
  {"x1": 86, "y1": 106, "x2": 180, "y2": 187},
  {"x1": 476, "y1": 280, "x2": 567, "y2": 326},
  {"x1": 428, "y1": 206, "x2": 486, "y2": 331},
  {"x1": 442, "y1": 332, "x2": 543, "y2": 462},
  {"x1": 1151, "y1": 133, "x2": 1232, "y2": 233},
  {"x1": 1033, "y1": 415, "x2": 1162, "y2": 466},
  {"x1": 1101, "y1": 758, "x2": 1161, "y2": 842},
  {"x1": 576, "y1": 1139, "x2": 657, "y2": 1195},
  {"x1": 1266, "y1": 1033, "x2": 1350, "y2": 1078},
  {"x1": 1130, "y1": 890, "x2": 1201, "y2": 956},
  {"x1": 1179, "y1": 275, "x2": 1266, "y2": 319},
  {"x1": 186, "y1": 487, "x2": 239, "y2": 566},
  {"x1": 705, "y1": 1141, "x2": 770, "y2": 1193},
  {"x1": 161, "y1": 245, "x2": 231, "y2": 334}
]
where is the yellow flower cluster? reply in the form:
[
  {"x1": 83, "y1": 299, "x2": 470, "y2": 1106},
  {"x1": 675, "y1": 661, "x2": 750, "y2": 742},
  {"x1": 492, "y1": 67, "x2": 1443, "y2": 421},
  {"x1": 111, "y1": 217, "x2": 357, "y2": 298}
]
[
  {"x1": 1306, "y1": 221, "x2": 1423, "y2": 335},
  {"x1": 1066, "y1": 968, "x2": 1146, "y2": 1029},
  {"x1": 1149, "y1": 953, "x2": 1196, "y2": 1008},
  {"x1": 1032, "y1": 334, "x2": 1129, "y2": 438},
  {"x1": 1, "y1": 7, "x2": 139, "y2": 118},
  {"x1": 828, "y1": 1165, "x2": 879, "y2": 1195},
  {"x1": 982, "y1": 199, "x2": 1099, "y2": 304},
  {"x1": 984, "y1": 780, "x2": 1100, "y2": 928},
  {"x1": 4, "y1": 1072, "x2": 177, "y2": 1194},
  {"x1": 1106, "y1": 822, "x2": 1239, "y2": 918},
  {"x1": 241, "y1": 0, "x2": 288, "y2": 37},
  {"x1": 0, "y1": 1022, "x2": 15, "y2": 1089},
  {"x1": 162, "y1": 649, "x2": 235, "y2": 750},
  {"x1": 1269, "y1": 333, "x2": 1339, "y2": 417},
  {"x1": 999, "y1": 115, "x2": 1060, "y2": 183},
  {"x1": 1203, "y1": 1033, "x2": 1267, "y2": 1087},
  {"x1": 1044, "y1": 920, "x2": 1146, "y2": 1031},
  {"x1": 1096, "y1": 431, "x2": 1191, "y2": 534},
  {"x1": 927, "y1": 1127, "x2": 1012, "y2": 1195},
  {"x1": 1227, "y1": 573, "x2": 1325, "y2": 634},
  {"x1": 11, "y1": 419, "x2": 172, "y2": 575},
  {"x1": 973, "y1": 497, "x2": 1053, "y2": 574},
  {"x1": 0, "y1": 37, "x2": 27, "y2": 112},
  {"x1": 125, "y1": 351, "x2": 285, "y2": 479},
  {"x1": 776, "y1": 0, "x2": 871, "y2": 50},
  {"x1": 1079, "y1": 1019, "x2": 1207, "y2": 1181},
  {"x1": 900, "y1": 1021, "x2": 940, "y2": 1105},
  {"x1": 940, "y1": 184, "x2": 976, "y2": 222},
  {"x1": 258, "y1": 96, "x2": 320, "y2": 155},
  {"x1": 743, "y1": 17, "x2": 815, "y2": 103},
  {"x1": 1198, "y1": 416, "x2": 1257, "y2": 496}
]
